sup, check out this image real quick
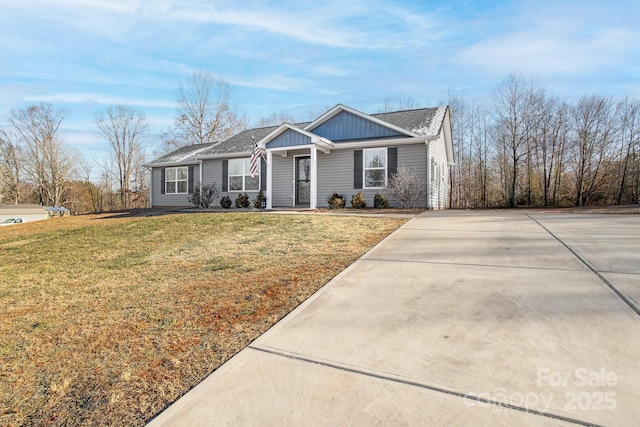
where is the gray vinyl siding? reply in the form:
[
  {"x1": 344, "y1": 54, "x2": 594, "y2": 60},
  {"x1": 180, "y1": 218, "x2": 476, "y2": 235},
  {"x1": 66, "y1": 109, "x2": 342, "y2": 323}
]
[
  {"x1": 202, "y1": 158, "x2": 261, "y2": 206},
  {"x1": 310, "y1": 110, "x2": 403, "y2": 141},
  {"x1": 267, "y1": 129, "x2": 311, "y2": 148},
  {"x1": 317, "y1": 143, "x2": 428, "y2": 208},
  {"x1": 151, "y1": 165, "x2": 200, "y2": 207},
  {"x1": 201, "y1": 159, "x2": 222, "y2": 190},
  {"x1": 428, "y1": 131, "x2": 449, "y2": 209},
  {"x1": 272, "y1": 154, "x2": 294, "y2": 206}
]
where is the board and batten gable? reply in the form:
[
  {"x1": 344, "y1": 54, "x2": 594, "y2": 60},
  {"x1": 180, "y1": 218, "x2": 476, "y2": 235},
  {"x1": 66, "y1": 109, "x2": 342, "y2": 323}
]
[
  {"x1": 309, "y1": 110, "x2": 404, "y2": 141},
  {"x1": 266, "y1": 129, "x2": 311, "y2": 149}
]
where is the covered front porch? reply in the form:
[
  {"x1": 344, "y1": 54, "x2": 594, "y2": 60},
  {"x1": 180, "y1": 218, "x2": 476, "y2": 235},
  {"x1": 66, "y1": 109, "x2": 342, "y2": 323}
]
[{"x1": 261, "y1": 124, "x2": 334, "y2": 210}]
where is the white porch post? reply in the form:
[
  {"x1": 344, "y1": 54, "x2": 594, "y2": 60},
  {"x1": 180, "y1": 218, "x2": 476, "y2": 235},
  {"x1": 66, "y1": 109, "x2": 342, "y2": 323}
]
[
  {"x1": 266, "y1": 150, "x2": 273, "y2": 209},
  {"x1": 310, "y1": 146, "x2": 317, "y2": 209}
]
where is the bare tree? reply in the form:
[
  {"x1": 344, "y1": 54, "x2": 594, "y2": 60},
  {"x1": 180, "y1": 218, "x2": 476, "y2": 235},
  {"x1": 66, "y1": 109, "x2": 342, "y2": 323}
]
[
  {"x1": 9, "y1": 103, "x2": 73, "y2": 206},
  {"x1": 570, "y1": 95, "x2": 615, "y2": 206},
  {"x1": 615, "y1": 97, "x2": 640, "y2": 204},
  {"x1": 379, "y1": 95, "x2": 421, "y2": 113},
  {"x1": 387, "y1": 165, "x2": 426, "y2": 208},
  {"x1": 536, "y1": 98, "x2": 570, "y2": 206},
  {"x1": 94, "y1": 105, "x2": 149, "y2": 209},
  {"x1": 492, "y1": 74, "x2": 546, "y2": 207},
  {"x1": 158, "y1": 126, "x2": 182, "y2": 154},
  {"x1": 469, "y1": 102, "x2": 495, "y2": 207},
  {"x1": 255, "y1": 111, "x2": 297, "y2": 127},
  {"x1": 0, "y1": 129, "x2": 23, "y2": 204},
  {"x1": 161, "y1": 71, "x2": 247, "y2": 152},
  {"x1": 78, "y1": 157, "x2": 100, "y2": 213},
  {"x1": 448, "y1": 95, "x2": 467, "y2": 208}
]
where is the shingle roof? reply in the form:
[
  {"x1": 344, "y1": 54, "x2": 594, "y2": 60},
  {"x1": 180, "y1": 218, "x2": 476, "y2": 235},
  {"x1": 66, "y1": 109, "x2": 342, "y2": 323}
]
[
  {"x1": 147, "y1": 142, "x2": 216, "y2": 165},
  {"x1": 148, "y1": 105, "x2": 447, "y2": 166},
  {"x1": 196, "y1": 126, "x2": 278, "y2": 157},
  {"x1": 371, "y1": 107, "x2": 442, "y2": 136}
]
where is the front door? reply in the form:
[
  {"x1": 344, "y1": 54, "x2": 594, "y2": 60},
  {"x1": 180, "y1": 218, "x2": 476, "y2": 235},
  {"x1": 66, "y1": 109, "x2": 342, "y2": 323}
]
[{"x1": 295, "y1": 156, "x2": 311, "y2": 206}]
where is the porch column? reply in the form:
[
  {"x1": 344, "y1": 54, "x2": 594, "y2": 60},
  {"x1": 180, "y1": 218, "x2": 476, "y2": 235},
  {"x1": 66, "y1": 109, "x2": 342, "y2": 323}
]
[
  {"x1": 266, "y1": 150, "x2": 273, "y2": 209},
  {"x1": 310, "y1": 146, "x2": 317, "y2": 209}
]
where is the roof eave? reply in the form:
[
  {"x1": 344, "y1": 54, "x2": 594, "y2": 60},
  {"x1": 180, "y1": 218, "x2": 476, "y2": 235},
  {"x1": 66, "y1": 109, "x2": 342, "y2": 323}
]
[{"x1": 194, "y1": 151, "x2": 252, "y2": 160}]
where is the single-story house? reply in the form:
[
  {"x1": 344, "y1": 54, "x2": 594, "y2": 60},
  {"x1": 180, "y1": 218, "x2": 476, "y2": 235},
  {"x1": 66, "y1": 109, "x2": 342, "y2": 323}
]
[
  {"x1": 0, "y1": 204, "x2": 48, "y2": 224},
  {"x1": 146, "y1": 104, "x2": 454, "y2": 209}
]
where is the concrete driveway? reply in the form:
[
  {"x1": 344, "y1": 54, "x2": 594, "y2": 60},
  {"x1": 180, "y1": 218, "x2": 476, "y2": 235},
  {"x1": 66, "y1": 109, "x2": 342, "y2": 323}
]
[{"x1": 149, "y1": 210, "x2": 640, "y2": 426}]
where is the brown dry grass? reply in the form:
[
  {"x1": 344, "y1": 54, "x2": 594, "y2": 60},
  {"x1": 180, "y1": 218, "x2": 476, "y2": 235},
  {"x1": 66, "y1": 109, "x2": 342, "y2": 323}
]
[{"x1": 0, "y1": 212, "x2": 407, "y2": 426}]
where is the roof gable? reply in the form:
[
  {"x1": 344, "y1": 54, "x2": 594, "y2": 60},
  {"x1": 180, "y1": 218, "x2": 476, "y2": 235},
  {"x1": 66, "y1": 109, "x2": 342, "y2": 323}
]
[
  {"x1": 266, "y1": 126, "x2": 312, "y2": 149},
  {"x1": 309, "y1": 110, "x2": 405, "y2": 141},
  {"x1": 259, "y1": 123, "x2": 334, "y2": 152},
  {"x1": 305, "y1": 104, "x2": 415, "y2": 140}
]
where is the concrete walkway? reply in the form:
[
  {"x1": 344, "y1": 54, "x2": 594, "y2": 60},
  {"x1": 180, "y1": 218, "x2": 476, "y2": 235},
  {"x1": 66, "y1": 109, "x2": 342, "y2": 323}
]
[{"x1": 148, "y1": 210, "x2": 640, "y2": 426}]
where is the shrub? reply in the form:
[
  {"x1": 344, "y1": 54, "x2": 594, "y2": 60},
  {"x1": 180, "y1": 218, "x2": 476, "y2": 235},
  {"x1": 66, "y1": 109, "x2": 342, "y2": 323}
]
[
  {"x1": 252, "y1": 190, "x2": 266, "y2": 209},
  {"x1": 374, "y1": 193, "x2": 389, "y2": 209},
  {"x1": 219, "y1": 195, "x2": 232, "y2": 209},
  {"x1": 386, "y1": 165, "x2": 425, "y2": 208},
  {"x1": 188, "y1": 183, "x2": 220, "y2": 208},
  {"x1": 351, "y1": 191, "x2": 367, "y2": 209},
  {"x1": 235, "y1": 192, "x2": 250, "y2": 208},
  {"x1": 327, "y1": 193, "x2": 346, "y2": 209}
]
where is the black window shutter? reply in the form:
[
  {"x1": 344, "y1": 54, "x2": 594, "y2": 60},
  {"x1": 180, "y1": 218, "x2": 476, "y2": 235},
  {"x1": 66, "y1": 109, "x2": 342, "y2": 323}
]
[
  {"x1": 260, "y1": 157, "x2": 267, "y2": 191},
  {"x1": 354, "y1": 150, "x2": 363, "y2": 189},
  {"x1": 388, "y1": 147, "x2": 398, "y2": 178},
  {"x1": 188, "y1": 166, "x2": 194, "y2": 193},
  {"x1": 160, "y1": 168, "x2": 165, "y2": 194},
  {"x1": 222, "y1": 160, "x2": 228, "y2": 192}
]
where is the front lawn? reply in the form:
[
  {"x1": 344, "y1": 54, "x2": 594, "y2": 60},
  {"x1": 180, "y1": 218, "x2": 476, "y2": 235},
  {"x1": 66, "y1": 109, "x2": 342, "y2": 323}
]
[{"x1": 0, "y1": 212, "x2": 407, "y2": 426}]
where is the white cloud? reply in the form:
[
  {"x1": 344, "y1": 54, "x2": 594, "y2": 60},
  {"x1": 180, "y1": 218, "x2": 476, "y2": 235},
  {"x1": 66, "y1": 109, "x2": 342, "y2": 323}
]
[
  {"x1": 23, "y1": 93, "x2": 177, "y2": 109},
  {"x1": 456, "y1": 25, "x2": 637, "y2": 77}
]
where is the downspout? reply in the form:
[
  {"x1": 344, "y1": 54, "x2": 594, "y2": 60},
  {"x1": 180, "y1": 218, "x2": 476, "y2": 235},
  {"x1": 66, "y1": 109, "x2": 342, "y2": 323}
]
[{"x1": 147, "y1": 166, "x2": 153, "y2": 208}]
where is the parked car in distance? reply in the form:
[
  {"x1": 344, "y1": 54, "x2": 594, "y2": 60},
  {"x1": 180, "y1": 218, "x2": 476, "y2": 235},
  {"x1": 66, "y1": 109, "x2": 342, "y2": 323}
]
[{"x1": 0, "y1": 217, "x2": 24, "y2": 226}]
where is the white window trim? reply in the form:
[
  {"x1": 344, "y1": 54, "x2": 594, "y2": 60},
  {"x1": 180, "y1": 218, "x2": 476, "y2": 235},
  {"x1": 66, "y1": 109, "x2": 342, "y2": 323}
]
[
  {"x1": 363, "y1": 147, "x2": 387, "y2": 189},
  {"x1": 165, "y1": 166, "x2": 188, "y2": 194},
  {"x1": 228, "y1": 158, "x2": 260, "y2": 192}
]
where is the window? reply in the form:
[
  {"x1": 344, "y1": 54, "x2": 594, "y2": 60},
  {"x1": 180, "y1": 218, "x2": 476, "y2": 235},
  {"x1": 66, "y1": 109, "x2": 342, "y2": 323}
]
[
  {"x1": 228, "y1": 158, "x2": 259, "y2": 191},
  {"x1": 364, "y1": 148, "x2": 387, "y2": 188},
  {"x1": 165, "y1": 166, "x2": 188, "y2": 194}
]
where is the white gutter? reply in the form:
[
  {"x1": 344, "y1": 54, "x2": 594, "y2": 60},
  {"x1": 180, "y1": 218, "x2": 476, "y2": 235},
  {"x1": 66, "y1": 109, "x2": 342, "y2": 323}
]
[
  {"x1": 144, "y1": 160, "x2": 201, "y2": 168},
  {"x1": 334, "y1": 137, "x2": 429, "y2": 150},
  {"x1": 193, "y1": 151, "x2": 252, "y2": 160}
]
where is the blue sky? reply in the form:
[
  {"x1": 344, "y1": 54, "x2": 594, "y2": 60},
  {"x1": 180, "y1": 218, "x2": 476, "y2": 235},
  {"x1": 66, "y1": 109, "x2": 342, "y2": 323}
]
[{"x1": 1, "y1": 0, "x2": 638, "y2": 159}]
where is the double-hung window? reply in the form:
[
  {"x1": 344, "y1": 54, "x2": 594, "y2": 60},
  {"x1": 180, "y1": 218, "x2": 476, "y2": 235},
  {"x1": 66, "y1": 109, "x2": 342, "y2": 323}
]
[
  {"x1": 165, "y1": 166, "x2": 188, "y2": 194},
  {"x1": 229, "y1": 158, "x2": 259, "y2": 191},
  {"x1": 364, "y1": 148, "x2": 387, "y2": 188}
]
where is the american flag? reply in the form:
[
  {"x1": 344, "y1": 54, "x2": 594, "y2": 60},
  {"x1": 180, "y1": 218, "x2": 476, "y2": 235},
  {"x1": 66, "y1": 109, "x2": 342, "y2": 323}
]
[{"x1": 249, "y1": 137, "x2": 259, "y2": 177}]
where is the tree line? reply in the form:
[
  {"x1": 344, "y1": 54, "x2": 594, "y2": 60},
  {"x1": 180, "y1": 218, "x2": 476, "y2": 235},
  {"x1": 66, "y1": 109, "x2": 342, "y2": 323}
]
[
  {"x1": 0, "y1": 71, "x2": 246, "y2": 213},
  {"x1": 449, "y1": 74, "x2": 639, "y2": 208}
]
